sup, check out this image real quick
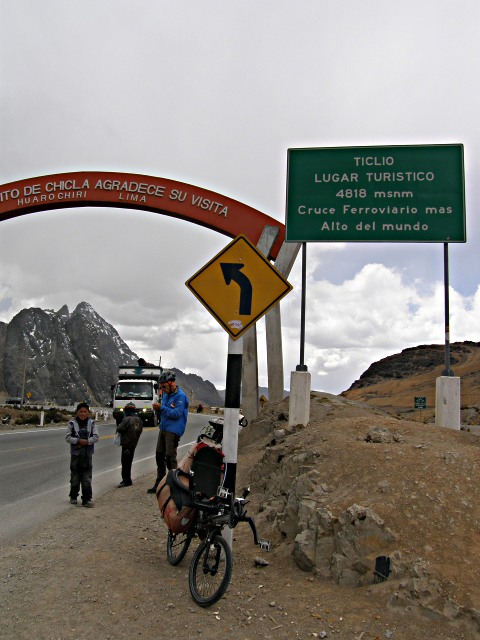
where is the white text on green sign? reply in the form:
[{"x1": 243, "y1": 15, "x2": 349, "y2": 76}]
[{"x1": 286, "y1": 144, "x2": 465, "y2": 243}]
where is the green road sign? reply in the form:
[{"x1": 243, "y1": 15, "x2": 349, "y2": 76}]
[
  {"x1": 286, "y1": 144, "x2": 466, "y2": 243},
  {"x1": 414, "y1": 396, "x2": 427, "y2": 410}
]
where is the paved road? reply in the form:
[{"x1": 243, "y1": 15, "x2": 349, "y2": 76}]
[{"x1": 0, "y1": 413, "x2": 211, "y2": 544}]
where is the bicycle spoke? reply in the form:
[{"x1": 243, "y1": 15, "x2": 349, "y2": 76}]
[
  {"x1": 189, "y1": 534, "x2": 233, "y2": 607},
  {"x1": 167, "y1": 530, "x2": 192, "y2": 566}
]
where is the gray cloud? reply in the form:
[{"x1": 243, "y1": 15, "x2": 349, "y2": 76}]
[{"x1": 1, "y1": 0, "x2": 479, "y2": 393}]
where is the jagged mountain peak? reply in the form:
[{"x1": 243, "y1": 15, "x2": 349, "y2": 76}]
[
  {"x1": 0, "y1": 302, "x2": 222, "y2": 407},
  {"x1": 73, "y1": 301, "x2": 96, "y2": 316},
  {"x1": 56, "y1": 304, "x2": 70, "y2": 321}
]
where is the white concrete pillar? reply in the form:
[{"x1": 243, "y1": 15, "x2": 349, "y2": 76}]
[
  {"x1": 265, "y1": 305, "x2": 284, "y2": 402},
  {"x1": 435, "y1": 376, "x2": 461, "y2": 430},
  {"x1": 289, "y1": 370, "x2": 311, "y2": 428}
]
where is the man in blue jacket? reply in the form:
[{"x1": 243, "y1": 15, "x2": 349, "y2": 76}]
[{"x1": 147, "y1": 370, "x2": 189, "y2": 494}]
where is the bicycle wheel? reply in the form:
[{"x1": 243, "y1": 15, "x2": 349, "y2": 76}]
[
  {"x1": 189, "y1": 534, "x2": 233, "y2": 607},
  {"x1": 166, "y1": 530, "x2": 192, "y2": 566}
]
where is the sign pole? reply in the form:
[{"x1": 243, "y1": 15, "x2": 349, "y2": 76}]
[
  {"x1": 436, "y1": 242, "x2": 460, "y2": 429},
  {"x1": 222, "y1": 336, "x2": 243, "y2": 547},
  {"x1": 289, "y1": 242, "x2": 311, "y2": 428},
  {"x1": 185, "y1": 235, "x2": 293, "y2": 542},
  {"x1": 443, "y1": 242, "x2": 453, "y2": 376},
  {"x1": 297, "y1": 242, "x2": 308, "y2": 372}
]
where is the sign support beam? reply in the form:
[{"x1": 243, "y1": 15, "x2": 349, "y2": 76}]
[
  {"x1": 242, "y1": 226, "x2": 280, "y2": 425},
  {"x1": 442, "y1": 242, "x2": 453, "y2": 376},
  {"x1": 297, "y1": 242, "x2": 308, "y2": 372},
  {"x1": 266, "y1": 241, "x2": 301, "y2": 402}
]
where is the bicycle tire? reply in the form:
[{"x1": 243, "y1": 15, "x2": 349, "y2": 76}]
[
  {"x1": 189, "y1": 534, "x2": 233, "y2": 607},
  {"x1": 166, "y1": 530, "x2": 192, "y2": 566}
]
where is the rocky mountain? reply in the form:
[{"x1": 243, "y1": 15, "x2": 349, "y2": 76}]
[
  {"x1": 0, "y1": 302, "x2": 222, "y2": 407},
  {"x1": 342, "y1": 340, "x2": 480, "y2": 424},
  {"x1": 171, "y1": 368, "x2": 223, "y2": 408}
]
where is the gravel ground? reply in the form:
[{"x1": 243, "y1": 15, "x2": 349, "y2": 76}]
[{"x1": 1, "y1": 394, "x2": 479, "y2": 639}]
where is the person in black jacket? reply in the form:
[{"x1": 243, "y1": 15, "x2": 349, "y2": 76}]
[{"x1": 116, "y1": 402, "x2": 143, "y2": 487}]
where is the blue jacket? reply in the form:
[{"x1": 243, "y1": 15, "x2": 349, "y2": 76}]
[{"x1": 158, "y1": 386, "x2": 189, "y2": 437}]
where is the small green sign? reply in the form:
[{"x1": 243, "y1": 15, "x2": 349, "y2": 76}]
[
  {"x1": 286, "y1": 144, "x2": 465, "y2": 243},
  {"x1": 414, "y1": 396, "x2": 427, "y2": 410}
]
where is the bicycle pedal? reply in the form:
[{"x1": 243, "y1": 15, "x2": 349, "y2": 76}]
[{"x1": 258, "y1": 539, "x2": 272, "y2": 552}]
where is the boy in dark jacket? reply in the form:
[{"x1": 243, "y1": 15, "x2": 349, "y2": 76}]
[
  {"x1": 66, "y1": 402, "x2": 99, "y2": 507},
  {"x1": 116, "y1": 402, "x2": 143, "y2": 487}
]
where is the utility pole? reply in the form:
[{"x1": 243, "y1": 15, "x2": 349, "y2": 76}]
[{"x1": 21, "y1": 351, "x2": 27, "y2": 406}]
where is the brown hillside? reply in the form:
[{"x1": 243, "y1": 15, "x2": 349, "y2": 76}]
[{"x1": 342, "y1": 341, "x2": 480, "y2": 425}]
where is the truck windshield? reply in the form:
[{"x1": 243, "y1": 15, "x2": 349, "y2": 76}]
[{"x1": 115, "y1": 382, "x2": 153, "y2": 400}]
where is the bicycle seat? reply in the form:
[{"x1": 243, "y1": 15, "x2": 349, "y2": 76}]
[{"x1": 189, "y1": 444, "x2": 225, "y2": 508}]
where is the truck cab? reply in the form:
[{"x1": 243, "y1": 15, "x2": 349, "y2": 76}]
[{"x1": 112, "y1": 364, "x2": 162, "y2": 427}]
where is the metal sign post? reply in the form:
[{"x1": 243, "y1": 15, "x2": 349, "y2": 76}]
[
  {"x1": 443, "y1": 243, "x2": 453, "y2": 376},
  {"x1": 223, "y1": 336, "x2": 243, "y2": 499},
  {"x1": 186, "y1": 236, "x2": 293, "y2": 546},
  {"x1": 297, "y1": 242, "x2": 308, "y2": 372},
  {"x1": 221, "y1": 335, "x2": 243, "y2": 547}
]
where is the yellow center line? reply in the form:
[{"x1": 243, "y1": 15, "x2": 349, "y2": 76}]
[{"x1": 0, "y1": 427, "x2": 158, "y2": 452}]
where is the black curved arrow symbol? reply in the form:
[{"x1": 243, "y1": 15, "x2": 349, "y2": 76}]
[{"x1": 220, "y1": 262, "x2": 252, "y2": 315}]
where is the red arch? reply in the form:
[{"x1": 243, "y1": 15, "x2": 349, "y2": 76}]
[{"x1": 0, "y1": 171, "x2": 285, "y2": 260}]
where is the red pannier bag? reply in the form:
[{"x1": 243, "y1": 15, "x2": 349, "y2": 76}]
[{"x1": 157, "y1": 440, "x2": 224, "y2": 534}]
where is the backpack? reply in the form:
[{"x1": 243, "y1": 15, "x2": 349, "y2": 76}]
[{"x1": 157, "y1": 440, "x2": 225, "y2": 534}]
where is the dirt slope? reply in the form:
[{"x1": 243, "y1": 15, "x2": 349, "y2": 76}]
[
  {"x1": 342, "y1": 341, "x2": 480, "y2": 424},
  {"x1": 1, "y1": 393, "x2": 480, "y2": 639}
]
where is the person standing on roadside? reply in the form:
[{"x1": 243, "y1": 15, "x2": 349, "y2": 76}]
[
  {"x1": 147, "y1": 370, "x2": 189, "y2": 494},
  {"x1": 66, "y1": 402, "x2": 99, "y2": 507},
  {"x1": 116, "y1": 402, "x2": 143, "y2": 487}
]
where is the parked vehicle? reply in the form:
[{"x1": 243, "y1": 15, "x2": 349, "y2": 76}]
[
  {"x1": 111, "y1": 362, "x2": 162, "y2": 426},
  {"x1": 6, "y1": 397, "x2": 22, "y2": 407}
]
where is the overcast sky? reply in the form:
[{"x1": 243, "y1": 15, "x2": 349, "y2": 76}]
[{"x1": 1, "y1": 1, "x2": 479, "y2": 394}]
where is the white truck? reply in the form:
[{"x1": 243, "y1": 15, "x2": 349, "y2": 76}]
[{"x1": 111, "y1": 362, "x2": 162, "y2": 427}]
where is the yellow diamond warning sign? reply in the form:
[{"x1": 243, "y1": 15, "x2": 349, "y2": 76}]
[{"x1": 186, "y1": 235, "x2": 293, "y2": 340}]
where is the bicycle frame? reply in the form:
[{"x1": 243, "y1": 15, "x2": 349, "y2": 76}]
[
  {"x1": 192, "y1": 485, "x2": 270, "y2": 546},
  {"x1": 165, "y1": 473, "x2": 271, "y2": 607}
]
